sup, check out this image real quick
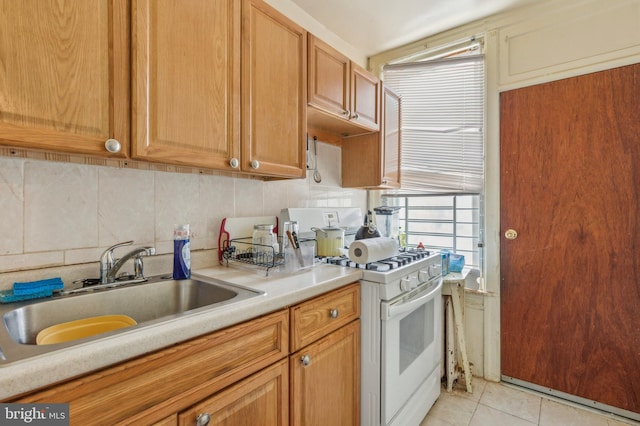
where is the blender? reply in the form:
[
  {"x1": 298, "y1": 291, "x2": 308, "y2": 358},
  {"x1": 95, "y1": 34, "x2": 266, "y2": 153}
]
[{"x1": 373, "y1": 206, "x2": 400, "y2": 240}]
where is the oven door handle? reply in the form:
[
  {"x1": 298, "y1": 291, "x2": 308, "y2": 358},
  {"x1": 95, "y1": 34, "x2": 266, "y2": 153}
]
[{"x1": 382, "y1": 280, "x2": 442, "y2": 321}]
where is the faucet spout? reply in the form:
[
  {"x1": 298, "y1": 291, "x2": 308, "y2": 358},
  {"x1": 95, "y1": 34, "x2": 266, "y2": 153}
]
[{"x1": 102, "y1": 244, "x2": 156, "y2": 284}]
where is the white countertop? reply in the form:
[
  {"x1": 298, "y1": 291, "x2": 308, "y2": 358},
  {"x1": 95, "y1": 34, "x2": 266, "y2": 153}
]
[{"x1": 0, "y1": 264, "x2": 362, "y2": 400}]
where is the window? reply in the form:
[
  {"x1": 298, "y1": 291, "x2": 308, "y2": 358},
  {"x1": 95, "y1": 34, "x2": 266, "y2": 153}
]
[
  {"x1": 381, "y1": 39, "x2": 485, "y2": 282},
  {"x1": 382, "y1": 193, "x2": 482, "y2": 271}
]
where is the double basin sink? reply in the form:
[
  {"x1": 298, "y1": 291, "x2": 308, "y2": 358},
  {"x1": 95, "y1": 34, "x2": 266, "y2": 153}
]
[{"x1": 0, "y1": 274, "x2": 264, "y2": 365}]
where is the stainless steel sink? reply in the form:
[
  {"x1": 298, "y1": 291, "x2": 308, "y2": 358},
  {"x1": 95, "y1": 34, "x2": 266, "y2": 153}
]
[{"x1": 0, "y1": 274, "x2": 264, "y2": 364}]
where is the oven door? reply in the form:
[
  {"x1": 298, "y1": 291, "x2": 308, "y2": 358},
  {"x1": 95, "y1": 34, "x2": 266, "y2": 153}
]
[{"x1": 381, "y1": 278, "x2": 442, "y2": 425}]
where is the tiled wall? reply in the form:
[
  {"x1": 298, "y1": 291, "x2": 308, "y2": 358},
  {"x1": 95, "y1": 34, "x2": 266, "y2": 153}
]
[{"x1": 0, "y1": 142, "x2": 365, "y2": 288}]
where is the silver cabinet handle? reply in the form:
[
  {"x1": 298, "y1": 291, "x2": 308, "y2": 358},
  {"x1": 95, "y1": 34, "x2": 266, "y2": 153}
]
[
  {"x1": 104, "y1": 138, "x2": 121, "y2": 153},
  {"x1": 196, "y1": 413, "x2": 211, "y2": 426},
  {"x1": 229, "y1": 158, "x2": 239, "y2": 169},
  {"x1": 329, "y1": 309, "x2": 339, "y2": 318},
  {"x1": 301, "y1": 354, "x2": 311, "y2": 366},
  {"x1": 251, "y1": 159, "x2": 260, "y2": 169}
]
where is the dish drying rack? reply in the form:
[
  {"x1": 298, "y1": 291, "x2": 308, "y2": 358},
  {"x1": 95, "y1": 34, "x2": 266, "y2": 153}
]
[
  {"x1": 221, "y1": 236, "x2": 317, "y2": 276},
  {"x1": 221, "y1": 237, "x2": 284, "y2": 275}
]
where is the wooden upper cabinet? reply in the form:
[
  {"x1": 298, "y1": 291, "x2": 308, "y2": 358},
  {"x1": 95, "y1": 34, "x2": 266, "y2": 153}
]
[
  {"x1": 307, "y1": 35, "x2": 380, "y2": 136},
  {"x1": 0, "y1": 0, "x2": 129, "y2": 157},
  {"x1": 132, "y1": 0, "x2": 241, "y2": 169},
  {"x1": 308, "y1": 35, "x2": 350, "y2": 119},
  {"x1": 241, "y1": 0, "x2": 307, "y2": 178},
  {"x1": 342, "y1": 84, "x2": 400, "y2": 188},
  {"x1": 380, "y1": 85, "x2": 401, "y2": 187},
  {"x1": 351, "y1": 62, "x2": 381, "y2": 131}
]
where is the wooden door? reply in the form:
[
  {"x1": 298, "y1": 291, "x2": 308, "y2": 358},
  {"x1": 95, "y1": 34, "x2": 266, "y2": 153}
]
[
  {"x1": 132, "y1": 0, "x2": 241, "y2": 169},
  {"x1": 0, "y1": 0, "x2": 129, "y2": 157},
  {"x1": 178, "y1": 360, "x2": 289, "y2": 426},
  {"x1": 290, "y1": 320, "x2": 360, "y2": 426},
  {"x1": 381, "y1": 85, "x2": 401, "y2": 187},
  {"x1": 350, "y1": 63, "x2": 380, "y2": 131},
  {"x1": 500, "y1": 64, "x2": 640, "y2": 414},
  {"x1": 307, "y1": 35, "x2": 350, "y2": 119},
  {"x1": 241, "y1": 0, "x2": 306, "y2": 178}
]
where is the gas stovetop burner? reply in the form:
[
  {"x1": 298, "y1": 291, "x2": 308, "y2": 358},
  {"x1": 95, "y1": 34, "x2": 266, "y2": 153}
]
[{"x1": 321, "y1": 248, "x2": 431, "y2": 272}]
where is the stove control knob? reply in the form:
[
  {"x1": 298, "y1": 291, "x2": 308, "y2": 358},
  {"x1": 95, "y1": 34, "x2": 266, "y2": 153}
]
[
  {"x1": 418, "y1": 270, "x2": 430, "y2": 282},
  {"x1": 400, "y1": 276, "x2": 418, "y2": 291},
  {"x1": 428, "y1": 264, "x2": 441, "y2": 278}
]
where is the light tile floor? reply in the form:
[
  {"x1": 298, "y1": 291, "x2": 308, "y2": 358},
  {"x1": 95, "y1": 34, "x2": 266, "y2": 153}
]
[{"x1": 420, "y1": 378, "x2": 640, "y2": 426}]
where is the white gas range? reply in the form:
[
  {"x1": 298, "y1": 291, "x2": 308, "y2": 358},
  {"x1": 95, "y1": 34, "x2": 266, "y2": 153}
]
[{"x1": 281, "y1": 208, "x2": 443, "y2": 426}]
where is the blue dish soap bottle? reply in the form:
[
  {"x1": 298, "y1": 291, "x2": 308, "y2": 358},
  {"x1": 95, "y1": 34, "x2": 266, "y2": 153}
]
[{"x1": 173, "y1": 224, "x2": 191, "y2": 280}]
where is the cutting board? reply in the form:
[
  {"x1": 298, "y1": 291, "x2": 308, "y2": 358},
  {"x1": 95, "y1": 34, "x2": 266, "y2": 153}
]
[{"x1": 218, "y1": 216, "x2": 278, "y2": 262}]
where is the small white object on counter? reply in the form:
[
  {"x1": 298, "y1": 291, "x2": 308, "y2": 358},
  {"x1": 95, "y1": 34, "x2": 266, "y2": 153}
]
[{"x1": 348, "y1": 237, "x2": 399, "y2": 264}]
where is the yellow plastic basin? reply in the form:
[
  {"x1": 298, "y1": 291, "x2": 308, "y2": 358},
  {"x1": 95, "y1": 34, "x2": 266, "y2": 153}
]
[{"x1": 36, "y1": 315, "x2": 137, "y2": 345}]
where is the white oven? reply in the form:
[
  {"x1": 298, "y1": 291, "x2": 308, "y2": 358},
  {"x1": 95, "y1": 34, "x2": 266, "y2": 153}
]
[
  {"x1": 279, "y1": 207, "x2": 443, "y2": 425},
  {"x1": 381, "y1": 278, "x2": 442, "y2": 425},
  {"x1": 361, "y1": 252, "x2": 442, "y2": 426}
]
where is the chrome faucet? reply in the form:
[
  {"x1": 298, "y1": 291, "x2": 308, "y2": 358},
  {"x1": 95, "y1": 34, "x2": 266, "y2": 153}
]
[{"x1": 100, "y1": 241, "x2": 156, "y2": 284}]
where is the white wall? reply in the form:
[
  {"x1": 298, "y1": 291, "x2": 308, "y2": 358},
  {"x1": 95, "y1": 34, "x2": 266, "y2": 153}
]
[
  {"x1": 0, "y1": 142, "x2": 364, "y2": 289},
  {"x1": 265, "y1": 0, "x2": 367, "y2": 65},
  {"x1": 371, "y1": 0, "x2": 640, "y2": 381}
]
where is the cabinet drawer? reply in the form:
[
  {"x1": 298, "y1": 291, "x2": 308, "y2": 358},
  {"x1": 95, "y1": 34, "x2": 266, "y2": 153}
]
[
  {"x1": 15, "y1": 310, "x2": 289, "y2": 426},
  {"x1": 290, "y1": 283, "x2": 360, "y2": 352}
]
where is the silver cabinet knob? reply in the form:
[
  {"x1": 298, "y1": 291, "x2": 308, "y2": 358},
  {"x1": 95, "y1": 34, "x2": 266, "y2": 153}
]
[
  {"x1": 301, "y1": 354, "x2": 311, "y2": 366},
  {"x1": 251, "y1": 160, "x2": 260, "y2": 169},
  {"x1": 229, "y1": 158, "x2": 239, "y2": 169},
  {"x1": 329, "y1": 309, "x2": 339, "y2": 319},
  {"x1": 196, "y1": 413, "x2": 211, "y2": 426},
  {"x1": 343, "y1": 109, "x2": 350, "y2": 117},
  {"x1": 104, "y1": 138, "x2": 121, "y2": 153},
  {"x1": 351, "y1": 113, "x2": 359, "y2": 120}
]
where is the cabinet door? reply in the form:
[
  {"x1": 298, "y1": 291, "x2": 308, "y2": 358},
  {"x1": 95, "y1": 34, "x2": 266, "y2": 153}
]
[
  {"x1": 341, "y1": 84, "x2": 400, "y2": 188},
  {"x1": 0, "y1": 0, "x2": 129, "y2": 157},
  {"x1": 132, "y1": 0, "x2": 241, "y2": 169},
  {"x1": 307, "y1": 35, "x2": 350, "y2": 119},
  {"x1": 241, "y1": 0, "x2": 307, "y2": 178},
  {"x1": 380, "y1": 85, "x2": 401, "y2": 188},
  {"x1": 350, "y1": 63, "x2": 380, "y2": 131},
  {"x1": 178, "y1": 359, "x2": 288, "y2": 426},
  {"x1": 290, "y1": 320, "x2": 360, "y2": 426}
]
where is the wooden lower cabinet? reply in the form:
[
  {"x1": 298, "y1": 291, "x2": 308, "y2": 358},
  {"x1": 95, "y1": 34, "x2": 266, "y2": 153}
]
[
  {"x1": 10, "y1": 285, "x2": 361, "y2": 426},
  {"x1": 179, "y1": 359, "x2": 288, "y2": 426},
  {"x1": 289, "y1": 283, "x2": 361, "y2": 426},
  {"x1": 290, "y1": 320, "x2": 360, "y2": 426},
  {"x1": 12, "y1": 310, "x2": 289, "y2": 426}
]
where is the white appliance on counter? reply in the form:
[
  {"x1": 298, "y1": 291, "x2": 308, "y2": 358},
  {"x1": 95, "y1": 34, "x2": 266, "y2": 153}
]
[
  {"x1": 280, "y1": 207, "x2": 363, "y2": 246},
  {"x1": 280, "y1": 207, "x2": 443, "y2": 426}
]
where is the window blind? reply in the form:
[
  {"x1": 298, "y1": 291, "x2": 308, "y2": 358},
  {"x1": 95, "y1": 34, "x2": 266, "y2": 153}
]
[{"x1": 383, "y1": 55, "x2": 485, "y2": 193}]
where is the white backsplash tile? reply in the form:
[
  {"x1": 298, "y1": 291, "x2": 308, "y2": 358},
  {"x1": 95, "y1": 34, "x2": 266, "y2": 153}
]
[
  {"x1": 0, "y1": 149, "x2": 365, "y2": 275},
  {"x1": 200, "y1": 174, "x2": 235, "y2": 250},
  {"x1": 0, "y1": 251, "x2": 64, "y2": 275},
  {"x1": 154, "y1": 171, "x2": 202, "y2": 244},
  {"x1": 98, "y1": 167, "x2": 155, "y2": 247},
  {"x1": 0, "y1": 157, "x2": 24, "y2": 255},
  {"x1": 24, "y1": 161, "x2": 98, "y2": 252},
  {"x1": 235, "y1": 178, "x2": 264, "y2": 215}
]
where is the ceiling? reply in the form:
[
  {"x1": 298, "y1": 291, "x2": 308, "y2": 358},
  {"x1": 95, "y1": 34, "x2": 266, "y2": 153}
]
[{"x1": 290, "y1": 0, "x2": 535, "y2": 56}]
